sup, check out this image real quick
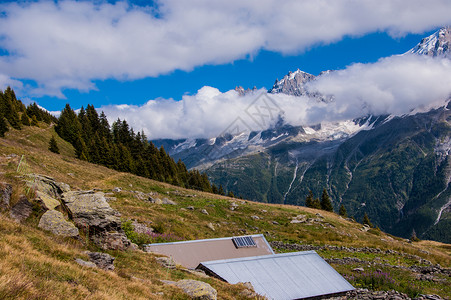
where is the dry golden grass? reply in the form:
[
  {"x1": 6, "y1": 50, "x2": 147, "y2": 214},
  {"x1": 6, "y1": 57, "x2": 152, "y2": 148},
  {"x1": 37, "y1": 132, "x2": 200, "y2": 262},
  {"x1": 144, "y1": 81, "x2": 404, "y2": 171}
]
[{"x1": 1, "y1": 123, "x2": 450, "y2": 299}]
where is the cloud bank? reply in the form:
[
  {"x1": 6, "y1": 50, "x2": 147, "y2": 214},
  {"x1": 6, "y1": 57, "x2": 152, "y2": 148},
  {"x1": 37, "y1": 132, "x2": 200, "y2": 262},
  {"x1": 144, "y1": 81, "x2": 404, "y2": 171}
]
[
  {"x1": 100, "y1": 55, "x2": 451, "y2": 139},
  {"x1": 1, "y1": 0, "x2": 451, "y2": 96}
]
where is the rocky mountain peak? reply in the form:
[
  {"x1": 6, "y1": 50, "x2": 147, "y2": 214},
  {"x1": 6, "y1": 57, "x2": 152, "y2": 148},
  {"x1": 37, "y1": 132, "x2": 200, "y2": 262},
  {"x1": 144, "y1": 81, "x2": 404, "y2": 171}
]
[
  {"x1": 406, "y1": 26, "x2": 451, "y2": 58},
  {"x1": 269, "y1": 69, "x2": 316, "y2": 96}
]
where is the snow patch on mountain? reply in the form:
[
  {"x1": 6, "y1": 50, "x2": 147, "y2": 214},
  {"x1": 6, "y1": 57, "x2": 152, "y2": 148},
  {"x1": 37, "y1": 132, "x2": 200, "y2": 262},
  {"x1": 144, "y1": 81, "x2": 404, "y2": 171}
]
[{"x1": 406, "y1": 27, "x2": 451, "y2": 58}]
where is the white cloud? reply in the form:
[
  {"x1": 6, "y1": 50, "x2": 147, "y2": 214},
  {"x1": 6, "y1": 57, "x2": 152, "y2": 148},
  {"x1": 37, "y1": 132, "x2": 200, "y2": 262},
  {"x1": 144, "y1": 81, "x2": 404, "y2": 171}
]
[
  {"x1": 100, "y1": 55, "x2": 451, "y2": 139},
  {"x1": 0, "y1": 73, "x2": 23, "y2": 91},
  {"x1": 1, "y1": 0, "x2": 451, "y2": 96}
]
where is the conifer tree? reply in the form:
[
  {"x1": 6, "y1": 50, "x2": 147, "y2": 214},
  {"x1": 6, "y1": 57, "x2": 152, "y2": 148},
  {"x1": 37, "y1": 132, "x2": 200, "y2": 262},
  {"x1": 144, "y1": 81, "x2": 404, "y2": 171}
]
[
  {"x1": 218, "y1": 184, "x2": 225, "y2": 195},
  {"x1": 362, "y1": 213, "x2": 373, "y2": 227},
  {"x1": 21, "y1": 113, "x2": 31, "y2": 126},
  {"x1": 212, "y1": 184, "x2": 218, "y2": 194},
  {"x1": 227, "y1": 191, "x2": 235, "y2": 198},
  {"x1": 0, "y1": 112, "x2": 8, "y2": 137},
  {"x1": 55, "y1": 104, "x2": 81, "y2": 144},
  {"x1": 410, "y1": 229, "x2": 420, "y2": 242},
  {"x1": 31, "y1": 115, "x2": 38, "y2": 126},
  {"x1": 48, "y1": 135, "x2": 60, "y2": 154},
  {"x1": 305, "y1": 190, "x2": 314, "y2": 208},
  {"x1": 312, "y1": 198, "x2": 321, "y2": 209},
  {"x1": 320, "y1": 188, "x2": 333, "y2": 212},
  {"x1": 339, "y1": 204, "x2": 347, "y2": 217}
]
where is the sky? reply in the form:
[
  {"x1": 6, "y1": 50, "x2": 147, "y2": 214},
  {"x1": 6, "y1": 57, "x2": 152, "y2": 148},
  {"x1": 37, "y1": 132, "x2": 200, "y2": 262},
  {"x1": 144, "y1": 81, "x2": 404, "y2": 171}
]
[{"x1": 1, "y1": 0, "x2": 451, "y2": 139}]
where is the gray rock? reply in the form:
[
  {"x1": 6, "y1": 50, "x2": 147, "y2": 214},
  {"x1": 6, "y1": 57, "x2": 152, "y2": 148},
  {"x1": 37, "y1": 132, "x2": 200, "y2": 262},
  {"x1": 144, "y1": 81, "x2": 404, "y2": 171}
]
[
  {"x1": 174, "y1": 279, "x2": 217, "y2": 300},
  {"x1": 112, "y1": 187, "x2": 121, "y2": 193},
  {"x1": 162, "y1": 198, "x2": 177, "y2": 205},
  {"x1": 207, "y1": 222, "x2": 215, "y2": 231},
  {"x1": 38, "y1": 210, "x2": 79, "y2": 237},
  {"x1": 86, "y1": 252, "x2": 115, "y2": 270},
  {"x1": 201, "y1": 209, "x2": 209, "y2": 215},
  {"x1": 251, "y1": 215, "x2": 260, "y2": 220},
  {"x1": 132, "y1": 221, "x2": 154, "y2": 234},
  {"x1": 75, "y1": 258, "x2": 97, "y2": 268},
  {"x1": 10, "y1": 195, "x2": 33, "y2": 222},
  {"x1": 0, "y1": 182, "x2": 12, "y2": 210},
  {"x1": 156, "y1": 257, "x2": 176, "y2": 269},
  {"x1": 352, "y1": 267, "x2": 365, "y2": 272},
  {"x1": 186, "y1": 206, "x2": 195, "y2": 210},
  {"x1": 35, "y1": 191, "x2": 60, "y2": 210},
  {"x1": 62, "y1": 190, "x2": 131, "y2": 250},
  {"x1": 30, "y1": 174, "x2": 70, "y2": 200}
]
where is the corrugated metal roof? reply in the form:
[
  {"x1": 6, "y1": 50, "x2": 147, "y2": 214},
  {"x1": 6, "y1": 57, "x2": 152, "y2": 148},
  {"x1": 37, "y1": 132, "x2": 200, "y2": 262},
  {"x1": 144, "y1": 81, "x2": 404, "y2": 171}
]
[
  {"x1": 144, "y1": 234, "x2": 274, "y2": 269},
  {"x1": 198, "y1": 251, "x2": 354, "y2": 300}
]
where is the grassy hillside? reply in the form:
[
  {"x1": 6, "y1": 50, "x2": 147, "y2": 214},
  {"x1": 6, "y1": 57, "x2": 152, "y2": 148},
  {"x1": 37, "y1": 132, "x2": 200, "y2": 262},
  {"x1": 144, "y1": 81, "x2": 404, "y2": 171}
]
[{"x1": 1, "y1": 124, "x2": 450, "y2": 299}]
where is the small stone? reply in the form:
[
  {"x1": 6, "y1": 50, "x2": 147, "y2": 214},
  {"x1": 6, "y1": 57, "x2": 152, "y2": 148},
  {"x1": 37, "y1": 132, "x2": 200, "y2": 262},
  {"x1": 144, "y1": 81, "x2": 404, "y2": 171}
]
[
  {"x1": 156, "y1": 257, "x2": 176, "y2": 269},
  {"x1": 86, "y1": 252, "x2": 115, "y2": 270},
  {"x1": 174, "y1": 279, "x2": 217, "y2": 300},
  {"x1": 353, "y1": 267, "x2": 364, "y2": 272},
  {"x1": 207, "y1": 222, "x2": 215, "y2": 231},
  {"x1": 201, "y1": 209, "x2": 209, "y2": 215},
  {"x1": 112, "y1": 187, "x2": 121, "y2": 193},
  {"x1": 186, "y1": 206, "x2": 195, "y2": 210},
  {"x1": 272, "y1": 221, "x2": 279, "y2": 225},
  {"x1": 75, "y1": 258, "x2": 97, "y2": 268},
  {"x1": 162, "y1": 198, "x2": 177, "y2": 205},
  {"x1": 251, "y1": 215, "x2": 260, "y2": 220}
]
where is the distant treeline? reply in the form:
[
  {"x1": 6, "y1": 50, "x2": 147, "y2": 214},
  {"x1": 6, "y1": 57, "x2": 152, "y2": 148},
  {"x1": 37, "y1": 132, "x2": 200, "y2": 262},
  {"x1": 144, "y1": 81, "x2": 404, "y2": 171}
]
[
  {"x1": 0, "y1": 86, "x2": 57, "y2": 136},
  {"x1": 55, "y1": 103, "x2": 224, "y2": 193},
  {"x1": 0, "y1": 87, "x2": 228, "y2": 195}
]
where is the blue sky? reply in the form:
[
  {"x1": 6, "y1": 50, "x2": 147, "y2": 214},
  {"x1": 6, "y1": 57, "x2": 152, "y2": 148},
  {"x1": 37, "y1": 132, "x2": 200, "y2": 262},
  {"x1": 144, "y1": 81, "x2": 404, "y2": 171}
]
[
  {"x1": 59, "y1": 32, "x2": 431, "y2": 111},
  {"x1": 1, "y1": 1, "x2": 451, "y2": 138}
]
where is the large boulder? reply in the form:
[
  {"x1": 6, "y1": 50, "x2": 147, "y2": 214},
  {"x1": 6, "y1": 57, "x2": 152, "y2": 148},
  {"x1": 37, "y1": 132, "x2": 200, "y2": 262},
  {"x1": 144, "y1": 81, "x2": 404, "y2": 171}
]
[
  {"x1": 30, "y1": 174, "x2": 70, "y2": 200},
  {"x1": 10, "y1": 195, "x2": 33, "y2": 222},
  {"x1": 62, "y1": 191, "x2": 121, "y2": 230},
  {"x1": 62, "y1": 190, "x2": 131, "y2": 250},
  {"x1": 0, "y1": 182, "x2": 12, "y2": 210},
  {"x1": 38, "y1": 210, "x2": 79, "y2": 237},
  {"x1": 35, "y1": 191, "x2": 60, "y2": 210},
  {"x1": 174, "y1": 280, "x2": 217, "y2": 300}
]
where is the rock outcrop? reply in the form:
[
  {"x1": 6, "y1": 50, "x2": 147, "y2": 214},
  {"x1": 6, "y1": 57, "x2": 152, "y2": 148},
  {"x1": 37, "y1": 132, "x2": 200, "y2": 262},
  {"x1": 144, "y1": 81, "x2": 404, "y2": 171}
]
[
  {"x1": 62, "y1": 190, "x2": 131, "y2": 250},
  {"x1": 30, "y1": 174, "x2": 70, "y2": 199},
  {"x1": 174, "y1": 279, "x2": 217, "y2": 300},
  {"x1": 10, "y1": 195, "x2": 33, "y2": 222},
  {"x1": 0, "y1": 182, "x2": 12, "y2": 210},
  {"x1": 38, "y1": 210, "x2": 79, "y2": 237},
  {"x1": 86, "y1": 252, "x2": 115, "y2": 270}
]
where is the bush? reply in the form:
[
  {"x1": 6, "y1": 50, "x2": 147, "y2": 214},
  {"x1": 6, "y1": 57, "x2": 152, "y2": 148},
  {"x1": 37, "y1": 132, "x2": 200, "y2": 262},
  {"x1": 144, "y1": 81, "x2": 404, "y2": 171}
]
[{"x1": 122, "y1": 220, "x2": 183, "y2": 246}]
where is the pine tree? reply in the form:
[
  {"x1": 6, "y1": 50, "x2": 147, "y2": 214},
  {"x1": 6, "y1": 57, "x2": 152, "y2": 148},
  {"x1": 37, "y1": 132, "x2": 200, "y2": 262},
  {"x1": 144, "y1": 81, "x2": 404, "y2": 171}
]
[
  {"x1": 0, "y1": 112, "x2": 8, "y2": 137},
  {"x1": 48, "y1": 135, "x2": 60, "y2": 154},
  {"x1": 320, "y1": 188, "x2": 333, "y2": 212},
  {"x1": 305, "y1": 190, "x2": 314, "y2": 207},
  {"x1": 362, "y1": 213, "x2": 373, "y2": 227},
  {"x1": 410, "y1": 229, "x2": 420, "y2": 242},
  {"x1": 218, "y1": 184, "x2": 225, "y2": 195},
  {"x1": 339, "y1": 204, "x2": 347, "y2": 217},
  {"x1": 21, "y1": 113, "x2": 31, "y2": 126},
  {"x1": 227, "y1": 191, "x2": 235, "y2": 198},
  {"x1": 212, "y1": 184, "x2": 218, "y2": 194},
  {"x1": 55, "y1": 104, "x2": 81, "y2": 144},
  {"x1": 31, "y1": 115, "x2": 38, "y2": 126},
  {"x1": 312, "y1": 198, "x2": 321, "y2": 209}
]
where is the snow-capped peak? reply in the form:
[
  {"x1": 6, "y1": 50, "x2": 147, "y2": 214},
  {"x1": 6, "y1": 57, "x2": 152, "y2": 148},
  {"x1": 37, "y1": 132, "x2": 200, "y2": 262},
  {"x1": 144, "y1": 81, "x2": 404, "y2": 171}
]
[{"x1": 406, "y1": 26, "x2": 450, "y2": 58}]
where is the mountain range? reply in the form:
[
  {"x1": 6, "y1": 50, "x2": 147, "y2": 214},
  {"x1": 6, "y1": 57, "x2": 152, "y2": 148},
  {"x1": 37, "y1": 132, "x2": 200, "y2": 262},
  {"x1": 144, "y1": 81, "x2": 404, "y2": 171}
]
[{"x1": 154, "y1": 27, "x2": 451, "y2": 243}]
